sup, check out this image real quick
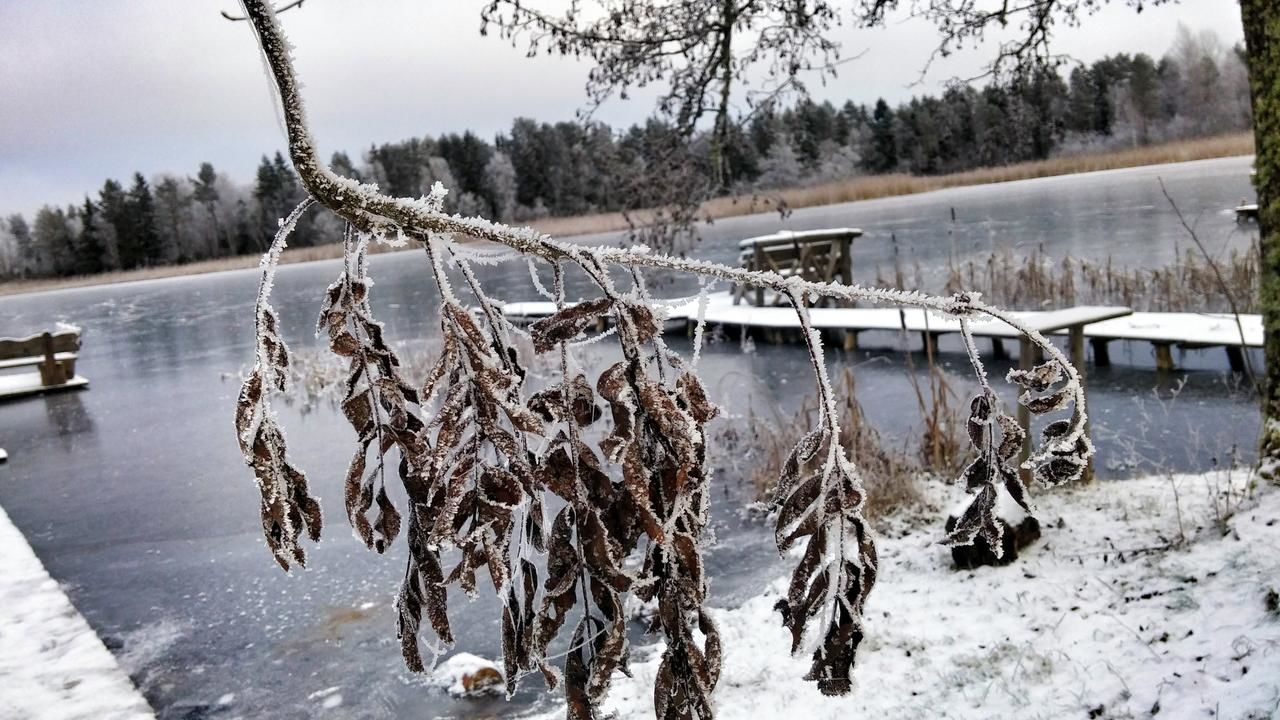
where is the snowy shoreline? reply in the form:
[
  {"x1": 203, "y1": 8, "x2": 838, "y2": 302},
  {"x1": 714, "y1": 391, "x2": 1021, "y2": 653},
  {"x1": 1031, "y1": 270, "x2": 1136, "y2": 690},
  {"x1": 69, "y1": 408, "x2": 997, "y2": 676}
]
[
  {"x1": 0, "y1": 504, "x2": 154, "y2": 720},
  {"x1": 526, "y1": 471, "x2": 1280, "y2": 719}
]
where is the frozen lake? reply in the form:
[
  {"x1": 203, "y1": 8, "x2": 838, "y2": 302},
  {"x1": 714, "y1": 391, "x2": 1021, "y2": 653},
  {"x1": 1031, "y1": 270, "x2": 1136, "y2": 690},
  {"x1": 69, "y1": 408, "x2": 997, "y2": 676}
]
[{"x1": 0, "y1": 156, "x2": 1262, "y2": 719}]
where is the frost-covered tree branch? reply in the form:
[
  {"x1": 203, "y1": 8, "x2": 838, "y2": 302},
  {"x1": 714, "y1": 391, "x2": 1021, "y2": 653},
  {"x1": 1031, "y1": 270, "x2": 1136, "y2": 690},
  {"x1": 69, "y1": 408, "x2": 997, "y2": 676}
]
[{"x1": 234, "y1": 1, "x2": 1093, "y2": 718}]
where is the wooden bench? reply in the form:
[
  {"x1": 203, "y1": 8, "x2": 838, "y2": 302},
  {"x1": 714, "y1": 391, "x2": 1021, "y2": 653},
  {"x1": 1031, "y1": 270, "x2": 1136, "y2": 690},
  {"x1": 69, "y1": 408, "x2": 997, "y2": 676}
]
[
  {"x1": 734, "y1": 228, "x2": 862, "y2": 307},
  {"x1": 0, "y1": 329, "x2": 88, "y2": 401}
]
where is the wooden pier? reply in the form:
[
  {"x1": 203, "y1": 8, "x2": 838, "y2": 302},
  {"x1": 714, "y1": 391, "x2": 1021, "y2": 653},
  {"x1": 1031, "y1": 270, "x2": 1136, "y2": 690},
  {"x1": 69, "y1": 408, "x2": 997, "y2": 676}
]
[
  {"x1": 502, "y1": 292, "x2": 1260, "y2": 372},
  {"x1": 1236, "y1": 203, "x2": 1259, "y2": 222}
]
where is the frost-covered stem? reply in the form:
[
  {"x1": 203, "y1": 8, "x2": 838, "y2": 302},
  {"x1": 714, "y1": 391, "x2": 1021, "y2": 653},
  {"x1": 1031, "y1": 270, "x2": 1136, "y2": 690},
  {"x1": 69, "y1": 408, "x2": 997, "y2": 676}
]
[
  {"x1": 788, "y1": 290, "x2": 840, "y2": 442},
  {"x1": 551, "y1": 263, "x2": 603, "y2": 634},
  {"x1": 690, "y1": 281, "x2": 710, "y2": 368},
  {"x1": 339, "y1": 229, "x2": 395, "y2": 496},
  {"x1": 788, "y1": 288, "x2": 847, "y2": 616},
  {"x1": 252, "y1": 197, "x2": 314, "y2": 369},
  {"x1": 958, "y1": 318, "x2": 996, "y2": 401},
  {"x1": 958, "y1": 317, "x2": 1002, "y2": 481},
  {"x1": 627, "y1": 266, "x2": 672, "y2": 383}
]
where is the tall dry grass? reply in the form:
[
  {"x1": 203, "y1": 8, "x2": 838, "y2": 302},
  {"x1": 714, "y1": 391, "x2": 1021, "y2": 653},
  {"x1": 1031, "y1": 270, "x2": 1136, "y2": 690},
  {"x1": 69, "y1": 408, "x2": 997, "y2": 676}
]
[
  {"x1": 733, "y1": 368, "x2": 926, "y2": 523},
  {"x1": 0, "y1": 132, "x2": 1253, "y2": 298},
  {"x1": 915, "y1": 242, "x2": 1262, "y2": 313}
]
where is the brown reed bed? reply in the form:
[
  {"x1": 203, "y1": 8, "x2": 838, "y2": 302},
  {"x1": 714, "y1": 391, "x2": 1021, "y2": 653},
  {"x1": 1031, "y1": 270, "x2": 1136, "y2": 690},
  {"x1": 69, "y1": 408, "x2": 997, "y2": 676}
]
[
  {"x1": 898, "y1": 241, "x2": 1263, "y2": 314},
  {"x1": 728, "y1": 367, "x2": 928, "y2": 523},
  {"x1": 753, "y1": 132, "x2": 1254, "y2": 214}
]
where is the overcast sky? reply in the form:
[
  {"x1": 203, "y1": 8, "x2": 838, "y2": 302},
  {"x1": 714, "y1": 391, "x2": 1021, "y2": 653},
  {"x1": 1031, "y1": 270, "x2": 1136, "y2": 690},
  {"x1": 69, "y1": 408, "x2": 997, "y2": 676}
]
[{"x1": 0, "y1": 1, "x2": 1245, "y2": 219}]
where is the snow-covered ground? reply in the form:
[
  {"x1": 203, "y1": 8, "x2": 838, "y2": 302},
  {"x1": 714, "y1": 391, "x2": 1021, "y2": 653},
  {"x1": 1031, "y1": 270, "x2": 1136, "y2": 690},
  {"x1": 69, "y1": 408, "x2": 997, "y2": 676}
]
[
  {"x1": 4, "y1": 471, "x2": 1276, "y2": 720},
  {"x1": 528, "y1": 471, "x2": 1280, "y2": 719},
  {"x1": 0, "y1": 504, "x2": 154, "y2": 720}
]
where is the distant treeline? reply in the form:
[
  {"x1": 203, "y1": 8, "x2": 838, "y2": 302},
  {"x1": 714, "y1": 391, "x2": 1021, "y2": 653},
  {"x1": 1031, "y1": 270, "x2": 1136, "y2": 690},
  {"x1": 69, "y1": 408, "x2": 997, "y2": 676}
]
[{"x1": 0, "y1": 26, "x2": 1250, "y2": 280}]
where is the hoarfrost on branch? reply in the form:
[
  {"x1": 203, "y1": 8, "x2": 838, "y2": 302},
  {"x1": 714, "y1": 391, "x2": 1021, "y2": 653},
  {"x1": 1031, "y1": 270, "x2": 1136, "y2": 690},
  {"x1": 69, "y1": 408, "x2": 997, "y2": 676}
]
[{"x1": 232, "y1": 2, "x2": 1092, "y2": 718}]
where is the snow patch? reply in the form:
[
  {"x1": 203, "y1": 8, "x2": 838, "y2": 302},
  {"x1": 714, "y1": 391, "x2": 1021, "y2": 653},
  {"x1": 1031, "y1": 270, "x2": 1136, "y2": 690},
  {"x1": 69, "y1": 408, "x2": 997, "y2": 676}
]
[
  {"x1": 529, "y1": 472, "x2": 1280, "y2": 719},
  {"x1": 0, "y1": 503, "x2": 154, "y2": 719},
  {"x1": 430, "y1": 652, "x2": 504, "y2": 697}
]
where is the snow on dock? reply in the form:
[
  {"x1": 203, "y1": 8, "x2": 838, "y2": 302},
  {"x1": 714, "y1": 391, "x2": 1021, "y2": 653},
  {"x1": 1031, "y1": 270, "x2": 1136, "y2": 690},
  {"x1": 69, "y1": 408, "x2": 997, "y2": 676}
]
[
  {"x1": 0, "y1": 503, "x2": 155, "y2": 719},
  {"x1": 502, "y1": 291, "x2": 1126, "y2": 342},
  {"x1": 1084, "y1": 312, "x2": 1260, "y2": 371},
  {"x1": 1087, "y1": 312, "x2": 1261, "y2": 348},
  {"x1": 500, "y1": 291, "x2": 1260, "y2": 371}
]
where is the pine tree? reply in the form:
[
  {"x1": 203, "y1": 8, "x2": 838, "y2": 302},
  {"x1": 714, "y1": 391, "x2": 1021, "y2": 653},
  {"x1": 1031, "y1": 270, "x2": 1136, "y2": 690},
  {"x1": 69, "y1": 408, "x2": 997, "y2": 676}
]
[
  {"x1": 192, "y1": 162, "x2": 223, "y2": 258},
  {"x1": 865, "y1": 99, "x2": 898, "y2": 173},
  {"x1": 253, "y1": 154, "x2": 282, "y2": 249},
  {"x1": 33, "y1": 206, "x2": 74, "y2": 277},
  {"x1": 7, "y1": 214, "x2": 34, "y2": 278},
  {"x1": 154, "y1": 176, "x2": 192, "y2": 263},
  {"x1": 76, "y1": 197, "x2": 106, "y2": 275},
  {"x1": 98, "y1": 179, "x2": 128, "y2": 270},
  {"x1": 124, "y1": 172, "x2": 161, "y2": 268},
  {"x1": 1126, "y1": 54, "x2": 1160, "y2": 142},
  {"x1": 232, "y1": 198, "x2": 255, "y2": 255},
  {"x1": 329, "y1": 152, "x2": 361, "y2": 182}
]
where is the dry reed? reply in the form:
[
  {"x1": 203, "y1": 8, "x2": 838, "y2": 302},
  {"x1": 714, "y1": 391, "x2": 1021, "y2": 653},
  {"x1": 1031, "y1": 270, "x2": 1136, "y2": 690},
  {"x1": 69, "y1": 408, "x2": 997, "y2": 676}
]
[
  {"x1": 740, "y1": 367, "x2": 924, "y2": 522},
  {"x1": 914, "y1": 242, "x2": 1262, "y2": 313}
]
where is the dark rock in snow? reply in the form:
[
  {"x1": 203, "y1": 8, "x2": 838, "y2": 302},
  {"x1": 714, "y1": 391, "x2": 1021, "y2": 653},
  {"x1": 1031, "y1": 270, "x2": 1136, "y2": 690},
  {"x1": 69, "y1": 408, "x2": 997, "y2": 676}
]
[
  {"x1": 945, "y1": 484, "x2": 1042, "y2": 569},
  {"x1": 946, "y1": 514, "x2": 1041, "y2": 569}
]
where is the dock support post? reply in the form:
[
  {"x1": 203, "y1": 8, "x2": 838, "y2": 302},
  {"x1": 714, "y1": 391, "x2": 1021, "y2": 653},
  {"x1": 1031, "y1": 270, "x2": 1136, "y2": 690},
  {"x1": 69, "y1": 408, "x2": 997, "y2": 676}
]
[
  {"x1": 921, "y1": 331, "x2": 940, "y2": 356},
  {"x1": 991, "y1": 338, "x2": 1007, "y2": 361},
  {"x1": 1017, "y1": 337, "x2": 1033, "y2": 487},
  {"x1": 1069, "y1": 325, "x2": 1093, "y2": 483},
  {"x1": 843, "y1": 330, "x2": 858, "y2": 352},
  {"x1": 1154, "y1": 342, "x2": 1174, "y2": 372},
  {"x1": 1090, "y1": 338, "x2": 1111, "y2": 367},
  {"x1": 754, "y1": 245, "x2": 766, "y2": 307},
  {"x1": 839, "y1": 235, "x2": 853, "y2": 288},
  {"x1": 1226, "y1": 345, "x2": 1246, "y2": 373}
]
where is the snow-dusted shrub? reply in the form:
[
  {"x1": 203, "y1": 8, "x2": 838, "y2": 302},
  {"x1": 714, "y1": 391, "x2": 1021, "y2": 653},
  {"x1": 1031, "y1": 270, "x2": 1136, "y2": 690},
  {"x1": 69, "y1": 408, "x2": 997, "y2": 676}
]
[{"x1": 232, "y1": 3, "x2": 1093, "y2": 718}]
